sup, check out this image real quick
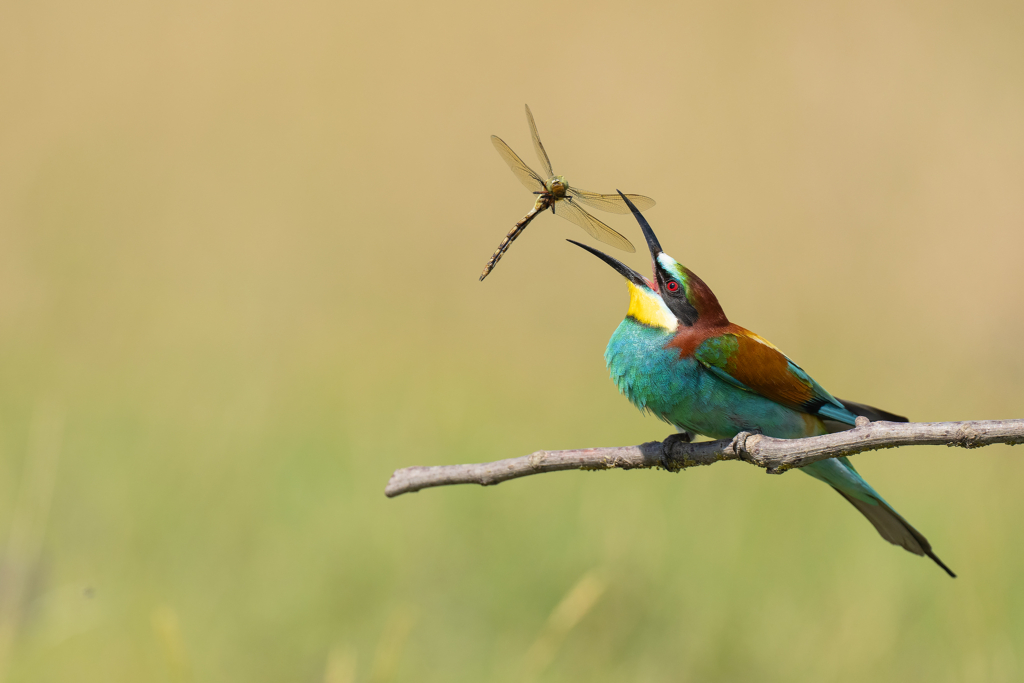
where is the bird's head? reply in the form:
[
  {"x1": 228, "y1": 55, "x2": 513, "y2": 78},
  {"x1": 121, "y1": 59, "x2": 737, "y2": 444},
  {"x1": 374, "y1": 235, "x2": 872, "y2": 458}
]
[{"x1": 569, "y1": 192, "x2": 728, "y2": 331}]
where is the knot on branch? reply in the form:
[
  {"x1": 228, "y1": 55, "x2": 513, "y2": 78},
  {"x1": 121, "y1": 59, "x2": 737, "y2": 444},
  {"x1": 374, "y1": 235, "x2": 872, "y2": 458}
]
[{"x1": 952, "y1": 424, "x2": 983, "y2": 449}]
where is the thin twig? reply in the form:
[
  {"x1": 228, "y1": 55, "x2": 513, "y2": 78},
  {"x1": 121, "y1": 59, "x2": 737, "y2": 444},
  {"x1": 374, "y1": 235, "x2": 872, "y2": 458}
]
[{"x1": 384, "y1": 419, "x2": 1024, "y2": 498}]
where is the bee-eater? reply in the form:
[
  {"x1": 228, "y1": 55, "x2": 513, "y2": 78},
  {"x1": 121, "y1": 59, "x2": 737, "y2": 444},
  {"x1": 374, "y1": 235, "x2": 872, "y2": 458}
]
[{"x1": 570, "y1": 193, "x2": 954, "y2": 577}]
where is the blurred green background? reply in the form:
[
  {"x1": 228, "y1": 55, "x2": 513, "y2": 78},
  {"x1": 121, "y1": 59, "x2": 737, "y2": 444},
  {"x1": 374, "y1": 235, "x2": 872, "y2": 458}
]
[{"x1": 1, "y1": 0, "x2": 1023, "y2": 680}]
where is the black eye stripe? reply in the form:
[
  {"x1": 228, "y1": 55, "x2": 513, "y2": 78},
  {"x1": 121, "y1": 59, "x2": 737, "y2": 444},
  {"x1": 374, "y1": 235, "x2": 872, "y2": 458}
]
[{"x1": 657, "y1": 269, "x2": 699, "y2": 326}]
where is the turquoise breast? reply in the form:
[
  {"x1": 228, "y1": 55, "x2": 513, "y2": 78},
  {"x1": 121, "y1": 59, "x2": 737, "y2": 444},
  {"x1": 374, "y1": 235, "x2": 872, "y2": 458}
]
[{"x1": 604, "y1": 318, "x2": 820, "y2": 440}]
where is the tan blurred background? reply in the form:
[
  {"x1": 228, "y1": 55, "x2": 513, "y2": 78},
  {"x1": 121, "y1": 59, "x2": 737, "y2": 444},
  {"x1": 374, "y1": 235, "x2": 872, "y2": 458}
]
[{"x1": 1, "y1": 0, "x2": 1023, "y2": 680}]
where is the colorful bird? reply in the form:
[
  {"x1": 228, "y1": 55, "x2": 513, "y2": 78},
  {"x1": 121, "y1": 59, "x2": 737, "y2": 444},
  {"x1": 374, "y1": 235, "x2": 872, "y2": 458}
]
[{"x1": 570, "y1": 193, "x2": 955, "y2": 577}]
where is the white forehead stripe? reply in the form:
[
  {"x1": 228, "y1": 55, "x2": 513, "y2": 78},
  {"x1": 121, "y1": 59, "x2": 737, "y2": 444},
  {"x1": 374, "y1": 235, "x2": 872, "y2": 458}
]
[{"x1": 656, "y1": 253, "x2": 680, "y2": 271}]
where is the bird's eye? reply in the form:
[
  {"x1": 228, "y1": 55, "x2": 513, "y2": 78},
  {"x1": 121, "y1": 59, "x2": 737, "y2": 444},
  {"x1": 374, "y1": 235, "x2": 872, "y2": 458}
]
[{"x1": 666, "y1": 281, "x2": 679, "y2": 293}]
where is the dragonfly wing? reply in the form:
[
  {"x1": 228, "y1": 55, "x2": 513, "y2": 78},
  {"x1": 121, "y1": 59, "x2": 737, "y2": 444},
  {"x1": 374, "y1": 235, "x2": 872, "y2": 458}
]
[
  {"x1": 525, "y1": 104, "x2": 555, "y2": 180},
  {"x1": 554, "y1": 199, "x2": 636, "y2": 253},
  {"x1": 491, "y1": 136, "x2": 546, "y2": 192},
  {"x1": 568, "y1": 188, "x2": 656, "y2": 214}
]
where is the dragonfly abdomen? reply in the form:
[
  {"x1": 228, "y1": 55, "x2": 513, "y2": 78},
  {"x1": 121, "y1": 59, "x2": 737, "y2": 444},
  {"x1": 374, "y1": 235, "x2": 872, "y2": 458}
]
[{"x1": 478, "y1": 198, "x2": 550, "y2": 281}]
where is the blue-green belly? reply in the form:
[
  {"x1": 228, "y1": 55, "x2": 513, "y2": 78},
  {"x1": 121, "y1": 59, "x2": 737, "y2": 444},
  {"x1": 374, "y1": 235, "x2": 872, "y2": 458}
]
[{"x1": 605, "y1": 319, "x2": 824, "y2": 441}]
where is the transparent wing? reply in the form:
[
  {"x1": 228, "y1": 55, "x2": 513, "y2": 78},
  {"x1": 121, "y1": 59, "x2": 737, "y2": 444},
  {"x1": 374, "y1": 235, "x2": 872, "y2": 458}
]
[
  {"x1": 566, "y1": 188, "x2": 657, "y2": 214},
  {"x1": 491, "y1": 136, "x2": 546, "y2": 192},
  {"x1": 553, "y1": 198, "x2": 636, "y2": 253},
  {"x1": 525, "y1": 104, "x2": 555, "y2": 179}
]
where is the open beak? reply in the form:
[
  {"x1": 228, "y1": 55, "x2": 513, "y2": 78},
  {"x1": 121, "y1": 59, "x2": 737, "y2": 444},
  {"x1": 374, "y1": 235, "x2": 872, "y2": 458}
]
[
  {"x1": 569, "y1": 191, "x2": 665, "y2": 287},
  {"x1": 615, "y1": 190, "x2": 663, "y2": 265},
  {"x1": 567, "y1": 240, "x2": 649, "y2": 288}
]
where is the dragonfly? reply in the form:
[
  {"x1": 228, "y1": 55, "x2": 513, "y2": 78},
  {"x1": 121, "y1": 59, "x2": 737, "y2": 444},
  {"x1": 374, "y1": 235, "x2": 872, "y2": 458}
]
[{"x1": 479, "y1": 105, "x2": 656, "y2": 280}]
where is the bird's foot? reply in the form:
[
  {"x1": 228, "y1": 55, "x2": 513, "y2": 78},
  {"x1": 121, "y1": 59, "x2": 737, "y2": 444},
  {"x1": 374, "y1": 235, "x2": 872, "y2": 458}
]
[
  {"x1": 732, "y1": 427, "x2": 762, "y2": 465},
  {"x1": 660, "y1": 431, "x2": 694, "y2": 472}
]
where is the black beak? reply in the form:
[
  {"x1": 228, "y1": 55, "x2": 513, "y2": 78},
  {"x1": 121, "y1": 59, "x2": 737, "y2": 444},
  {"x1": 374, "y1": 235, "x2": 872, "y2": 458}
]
[
  {"x1": 567, "y1": 240, "x2": 648, "y2": 288},
  {"x1": 616, "y1": 190, "x2": 662, "y2": 261}
]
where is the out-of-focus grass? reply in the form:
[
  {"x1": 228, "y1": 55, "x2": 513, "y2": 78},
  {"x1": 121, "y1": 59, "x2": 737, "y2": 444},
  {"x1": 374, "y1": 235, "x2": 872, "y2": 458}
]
[{"x1": 1, "y1": 0, "x2": 1023, "y2": 681}]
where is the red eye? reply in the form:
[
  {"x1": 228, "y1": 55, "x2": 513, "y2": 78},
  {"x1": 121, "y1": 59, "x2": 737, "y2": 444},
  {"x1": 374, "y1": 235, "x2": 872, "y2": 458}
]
[{"x1": 666, "y1": 281, "x2": 679, "y2": 292}]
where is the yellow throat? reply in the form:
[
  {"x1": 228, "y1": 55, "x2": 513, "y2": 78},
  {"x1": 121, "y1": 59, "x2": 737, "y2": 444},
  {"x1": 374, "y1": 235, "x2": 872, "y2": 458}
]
[{"x1": 625, "y1": 281, "x2": 678, "y2": 330}]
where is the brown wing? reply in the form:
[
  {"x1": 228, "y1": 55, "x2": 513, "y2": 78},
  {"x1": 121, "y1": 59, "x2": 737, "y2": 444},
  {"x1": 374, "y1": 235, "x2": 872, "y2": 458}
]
[
  {"x1": 691, "y1": 327, "x2": 821, "y2": 411},
  {"x1": 553, "y1": 198, "x2": 636, "y2": 253},
  {"x1": 567, "y1": 188, "x2": 656, "y2": 214},
  {"x1": 725, "y1": 332, "x2": 818, "y2": 409},
  {"x1": 491, "y1": 136, "x2": 546, "y2": 193}
]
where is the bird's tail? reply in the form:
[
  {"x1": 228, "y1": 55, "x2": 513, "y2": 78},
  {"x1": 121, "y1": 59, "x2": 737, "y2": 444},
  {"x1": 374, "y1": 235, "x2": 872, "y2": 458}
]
[
  {"x1": 802, "y1": 457, "x2": 956, "y2": 578},
  {"x1": 837, "y1": 399, "x2": 908, "y2": 424}
]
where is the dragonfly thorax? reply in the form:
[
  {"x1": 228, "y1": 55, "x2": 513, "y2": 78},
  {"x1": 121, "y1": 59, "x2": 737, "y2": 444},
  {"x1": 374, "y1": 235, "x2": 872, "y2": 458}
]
[{"x1": 545, "y1": 175, "x2": 568, "y2": 198}]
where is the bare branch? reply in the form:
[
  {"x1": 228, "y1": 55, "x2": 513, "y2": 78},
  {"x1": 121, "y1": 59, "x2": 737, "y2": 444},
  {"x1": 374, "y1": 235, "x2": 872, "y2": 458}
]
[{"x1": 384, "y1": 419, "x2": 1024, "y2": 498}]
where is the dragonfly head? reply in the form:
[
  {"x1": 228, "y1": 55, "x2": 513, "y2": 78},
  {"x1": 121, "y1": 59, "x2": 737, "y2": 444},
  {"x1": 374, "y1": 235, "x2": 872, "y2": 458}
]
[
  {"x1": 568, "y1": 193, "x2": 729, "y2": 330},
  {"x1": 545, "y1": 175, "x2": 568, "y2": 197}
]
